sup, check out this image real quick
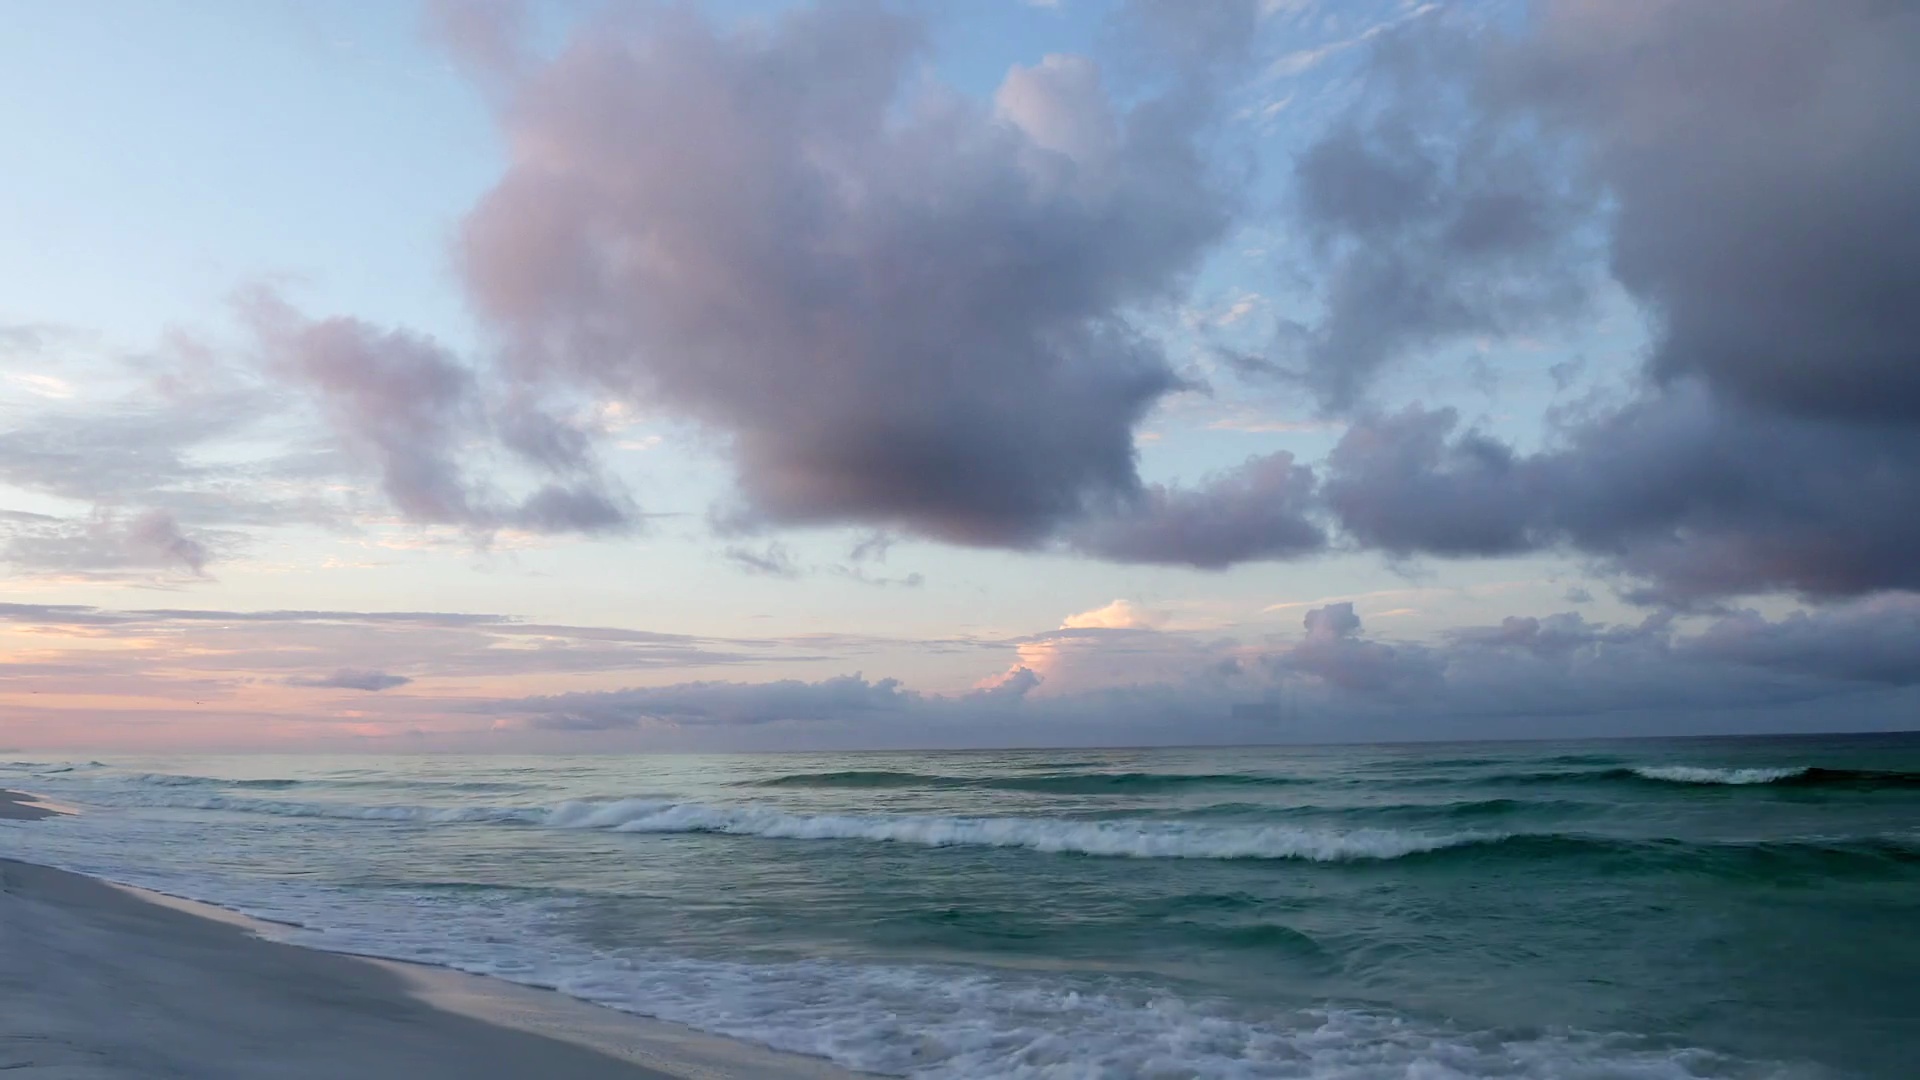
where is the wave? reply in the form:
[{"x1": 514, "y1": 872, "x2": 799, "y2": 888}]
[
  {"x1": 108, "y1": 772, "x2": 532, "y2": 795},
  {"x1": 756, "y1": 763, "x2": 1920, "y2": 795},
  {"x1": 128, "y1": 772, "x2": 303, "y2": 790},
  {"x1": 1475, "y1": 764, "x2": 1920, "y2": 790},
  {"x1": 70, "y1": 788, "x2": 1920, "y2": 875},
  {"x1": 14, "y1": 855, "x2": 1775, "y2": 1080},
  {"x1": 1624, "y1": 765, "x2": 1920, "y2": 789},
  {"x1": 560, "y1": 801, "x2": 1499, "y2": 861},
  {"x1": 748, "y1": 769, "x2": 1300, "y2": 793},
  {"x1": 1460, "y1": 832, "x2": 1920, "y2": 879},
  {"x1": 1630, "y1": 765, "x2": 1809, "y2": 785},
  {"x1": 109, "y1": 791, "x2": 1497, "y2": 861}
]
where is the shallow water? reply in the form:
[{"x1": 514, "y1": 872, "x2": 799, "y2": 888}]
[{"x1": 4, "y1": 733, "x2": 1916, "y2": 1078}]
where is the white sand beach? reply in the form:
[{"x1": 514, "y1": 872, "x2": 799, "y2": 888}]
[{"x1": 0, "y1": 791, "x2": 859, "y2": 1080}]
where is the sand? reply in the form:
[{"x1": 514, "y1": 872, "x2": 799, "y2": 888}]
[
  {"x1": 0, "y1": 791, "x2": 862, "y2": 1079},
  {"x1": 0, "y1": 788, "x2": 66, "y2": 820}
]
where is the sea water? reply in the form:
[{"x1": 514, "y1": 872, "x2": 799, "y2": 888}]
[{"x1": 3, "y1": 734, "x2": 1916, "y2": 1078}]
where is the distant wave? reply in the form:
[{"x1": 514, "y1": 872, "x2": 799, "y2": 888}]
[
  {"x1": 754, "y1": 763, "x2": 1920, "y2": 794},
  {"x1": 748, "y1": 769, "x2": 1301, "y2": 793},
  {"x1": 1630, "y1": 765, "x2": 1809, "y2": 785},
  {"x1": 548, "y1": 800, "x2": 1498, "y2": 861},
  {"x1": 96, "y1": 789, "x2": 1920, "y2": 874},
  {"x1": 109, "y1": 791, "x2": 1496, "y2": 861},
  {"x1": 1476, "y1": 764, "x2": 1920, "y2": 790},
  {"x1": 129, "y1": 773, "x2": 304, "y2": 790},
  {"x1": 115, "y1": 772, "x2": 527, "y2": 794}
]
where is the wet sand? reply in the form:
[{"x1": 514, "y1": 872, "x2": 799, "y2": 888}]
[
  {"x1": 0, "y1": 787, "x2": 64, "y2": 820},
  {"x1": 0, "y1": 791, "x2": 858, "y2": 1079}
]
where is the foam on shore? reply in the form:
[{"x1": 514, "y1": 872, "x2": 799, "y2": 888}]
[
  {"x1": 0, "y1": 788, "x2": 79, "y2": 819},
  {"x1": 0, "y1": 857, "x2": 859, "y2": 1079}
]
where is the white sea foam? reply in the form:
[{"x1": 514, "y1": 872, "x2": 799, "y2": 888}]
[
  {"x1": 0, "y1": 829, "x2": 1797, "y2": 1080},
  {"x1": 0, "y1": 772, "x2": 1814, "y2": 1079},
  {"x1": 100, "y1": 791, "x2": 1497, "y2": 862},
  {"x1": 578, "y1": 799, "x2": 1496, "y2": 861},
  {"x1": 1632, "y1": 766, "x2": 1808, "y2": 785}
]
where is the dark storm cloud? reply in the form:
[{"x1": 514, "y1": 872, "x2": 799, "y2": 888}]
[
  {"x1": 1682, "y1": 595, "x2": 1920, "y2": 687},
  {"x1": 1264, "y1": 16, "x2": 1596, "y2": 412},
  {"x1": 1068, "y1": 451, "x2": 1324, "y2": 568},
  {"x1": 1325, "y1": 384, "x2": 1920, "y2": 601},
  {"x1": 450, "y1": 2, "x2": 1231, "y2": 548},
  {"x1": 1488, "y1": 0, "x2": 1920, "y2": 423},
  {"x1": 287, "y1": 669, "x2": 414, "y2": 692},
  {"x1": 1286, "y1": 1, "x2": 1920, "y2": 601}
]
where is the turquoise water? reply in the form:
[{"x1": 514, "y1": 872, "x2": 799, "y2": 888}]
[{"x1": 3, "y1": 734, "x2": 1916, "y2": 1078}]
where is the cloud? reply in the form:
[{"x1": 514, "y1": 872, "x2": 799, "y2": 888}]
[
  {"x1": 1260, "y1": 10, "x2": 1597, "y2": 412},
  {"x1": 2, "y1": 508, "x2": 221, "y2": 581},
  {"x1": 450, "y1": 2, "x2": 1232, "y2": 550},
  {"x1": 242, "y1": 292, "x2": 633, "y2": 537},
  {"x1": 724, "y1": 542, "x2": 802, "y2": 579},
  {"x1": 1276, "y1": 602, "x2": 1439, "y2": 694},
  {"x1": 1067, "y1": 451, "x2": 1325, "y2": 567},
  {"x1": 287, "y1": 669, "x2": 414, "y2": 691},
  {"x1": 123, "y1": 510, "x2": 210, "y2": 576},
  {"x1": 0, "y1": 384, "x2": 293, "y2": 524},
  {"x1": 968, "y1": 665, "x2": 1042, "y2": 702},
  {"x1": 1061, "y1": 599, "x2": 1160, "y2": 630},
  {"x1": 1325, "y1": 385, "x2": 1920, "y2": 601},
  {"x1": 1681, "y1": 594, "x2": 1920, "y2": 686},
  {"x1": 508, "y1": 673, "x2": 914, "y2": 731},
  {"x1": 10, "y1": 594, "x2": 1920, "y2": 748},
  {"x1": 0, "y1": 603, "x2": 785, "y2": 687},
  {"x1": 1213, "y1": 1, "x2": 1920, "y2": 601},
  {"x1": 1488, "y1": 0, "x2": 1920, "y2": 424},
  {"x1": 479, "y1": 593, "x2": 1920, "y2": 744}
]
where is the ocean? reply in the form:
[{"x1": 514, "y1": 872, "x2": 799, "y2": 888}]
[{"x1": 3, "y1": 734, "x2": 1916, "y2": 1078}]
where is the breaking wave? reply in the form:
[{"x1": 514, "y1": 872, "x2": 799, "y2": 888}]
[
  {"x1": 1630, "y1": 765, "x2": 1810, "y2": 785},
  {"x1": 748, "y1": 769, "x2": 1301, "y2": 793},
  {"x1": 102, "y1": 791, "x2": 1498, "y2": 861}
]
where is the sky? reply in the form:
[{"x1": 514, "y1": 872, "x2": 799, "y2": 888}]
[{"x1": 2, "y1": 0, "x2": 1918, "y2": 752}]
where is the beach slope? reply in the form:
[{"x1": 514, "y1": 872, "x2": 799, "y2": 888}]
[{"x1": 0, "y1": 855, "x2": 680, "y2": 1079}]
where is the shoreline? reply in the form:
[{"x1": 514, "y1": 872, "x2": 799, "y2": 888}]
[
  {"x1": 0, "y1": 790, "x2": 861, "y2": 1079},
  {"x1": 0, "y1": 787, "x2": 77, "y2": 820}
]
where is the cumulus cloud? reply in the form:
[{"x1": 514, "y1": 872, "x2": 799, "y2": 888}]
[
  {"x1": 287, "y1": 669, "x2": 414, "y2": 692},
  {"x1": 1067, "y1": 451, "x2": 1325, "y2": 567},
  {"x1": 477, "y1": 595, "x2": 1920, "y2": 743},
  {"x1": 450, "y1": 2, "x2": 1232, "y2": 550},
  {"x1": 1061, "y1": 599, "x2": 1161, "y2": 631},
  {"x1": 966, "y1": 665, "x2": 1043, "y2": 703},
  {"x1": 1489, "y1": 0, "x2": 1920, "y2": 424},
  {"x1": 242, "y1": 291, "x2": 632, "y2": 537},
  {"x1": 1259, "y1": 11, "x2": 1597, "y2": 411},
  {"x1": 1682, "y1": 595, "x2": 1920, "y2": 687},
  {"x1": 1279, "y1": 1, "x2": 1920, "y2": 601},
  {"x1": 1277, "y1": 602, "x2": 1439, "y2": 695},
  {"x1": 1325, "y1": 385, "x2": 1920, "y2": 601},
  {"x1": 9, "y1": 594, "x2": 1918, "y2": 747}
]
